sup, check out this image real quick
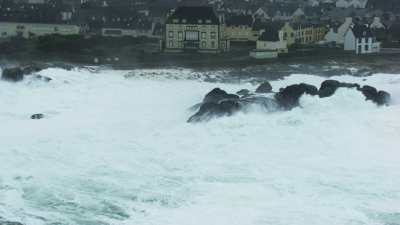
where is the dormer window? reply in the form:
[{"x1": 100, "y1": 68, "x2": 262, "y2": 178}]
[
  {"x1": 182, "y1": 19, "x2": 187, "y2": 23},
  {"x1": 206, "y1": 19, "x2": 211, "y2": 24},
  {"x1": 198, "y1": 19, "x2": 203, "y2": 24},
  {"x1": 173, "y1": 19, "x2": 179, "y2": 23}
]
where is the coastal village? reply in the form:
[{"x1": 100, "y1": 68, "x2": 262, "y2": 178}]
[{"x1": 0, "y1": 0, "x2": 400, "y2": 60}]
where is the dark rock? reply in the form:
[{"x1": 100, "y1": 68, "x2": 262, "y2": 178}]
[
  {"x1": 255, "y1": 81, "x2": 273, "y2": 93},
  {"x1": 22, "y1": 64, "x2": 44, "y2": 75},
  {"x1": 376, "y1": 90, "x2": 391, "y2": 105},
  {"x1": 360, "y1": 85, "x2": 391, "y2": 105},
  {"x1": 275, "y1": 83, "x2": 319, "y2": 110},
  {"x1": 33, "y1": 75, "x2": 52, "y2": 82},
  {"x1": 319, "y1": 80, "x2": 360, "y2": 98},
  {"x1": 203, "y1": 88, "x2": 239, "y2": 103},
  {"x1": 187, "y1": 100, "x2": 240, "y2": 123},
  {"x1": 319, "y1": 80, "x2": 341, "y2": 98},
  {"x1": 236, "y1": 89, "x2": 250, "y2": 96},
  {"x1": 1, "y1": 67, "x2": 24, "y2": 82},
  {"x1": 360, "y1": 85, "x2": 378, "y2": 101},
  {"x1": 31, "y1": 114, "x2": 44, "y2": 120}
]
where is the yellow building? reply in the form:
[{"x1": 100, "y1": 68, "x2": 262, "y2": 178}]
[
  {"x1": 224, "y1": 15, "x2": 258, "y2": 42},
  {"x1": 279, "y1": 22, "x2": 327, "y2": 46},
  {"x1": 0, "y1": 22, "x2": 80, "y2": 39}
]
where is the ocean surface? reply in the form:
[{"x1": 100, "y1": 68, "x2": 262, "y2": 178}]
[{"x1": 0, "y1": 67, "x2": 400, "y2": 225}]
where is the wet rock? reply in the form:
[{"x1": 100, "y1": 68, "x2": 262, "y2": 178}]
[
  {"x1": 187, "y1": 100, "x2": 240, "y2": 123},
  {"x1": 236, "y1": 89, "x2": 250, "y2": 96},
  {"x1": 319, "y1": 80, "x2": 360, "y2": 98},
  {"x1": 1, "y1": 67, "x2": 24, "y2": 82},
  {"x1": 275, "y1": 83, "x2": 319, "y2": 110},
  {"x1": 33, "y1": 75, "x2": 52, "y2": 82},
  {"x1": 360, "y1": 86, "x2": 391, "y2": 105},
  {"x1": 255, "y1": 81, "x2": 273, "y2": 93},
  {"x1": 203, "y1": 88, "x2": 239, "y2": 104},
  {"x1": 22, "y1": 64, "x2": 44, "y2": 75},
  {"x1": 376, "y1": 90, "x2": 391, "y2": 105},
  {"x1": 31, "y1": 114, "x2": 44, "y2": 120}
]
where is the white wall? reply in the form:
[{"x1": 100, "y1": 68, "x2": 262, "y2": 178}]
[
  {"x1": 344, "y1": 29, "x2": 355, "y2": 51},
  {"x1": 0, "y1": 22, "x2": 80, "y2": 39}
]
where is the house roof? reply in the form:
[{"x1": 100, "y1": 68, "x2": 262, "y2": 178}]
[
  {"x1": 166, "y1": 6, "x2": 219, "y2": 25},
  {"x1": 226, "y1": 14, "x2": 253, "y2": 26},
  {"x1": 352, "y1": 24, "x2": 373, "y2": 38}
]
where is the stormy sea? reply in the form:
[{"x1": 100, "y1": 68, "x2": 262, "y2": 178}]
[{"x1": 0, "y1": 64, "x2": 399, "y2": 225}]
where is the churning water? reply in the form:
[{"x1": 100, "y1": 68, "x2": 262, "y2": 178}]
[{"x1": 0, "y1": 67, "x2": 400, "y2": 225}]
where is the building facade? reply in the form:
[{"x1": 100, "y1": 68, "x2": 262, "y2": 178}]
[
  {"x1": 344, "y1": 24, "x2": 380, "y2": 54},
  {"x1": 0, "y1": 22, "x2": 80, "y2": 39},
  {"x1": 163, "y1": 6, "x2": 228, "y2": 53}
]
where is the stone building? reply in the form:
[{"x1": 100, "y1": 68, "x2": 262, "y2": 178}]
[{"x1": 163, "y1": 6, "x2": 229, "y2": 53}]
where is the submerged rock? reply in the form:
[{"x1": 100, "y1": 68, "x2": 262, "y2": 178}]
[
  {"x1": 31, "y1": 114, "x2": 44, "y2": 120},
  {"x1": 1, "y1": 67, "x2": 24, "y2": 82},
  {"x1": 255, "y1": 81, "x2": 273, "y2": 93},
  {"x1": 236, "y1": 89, "x2": 250, "y2": 96},
  {"x1": 187, "y1": 100, "x2": 240, "y2": 122},
  {"x1": 33, "y1": 75, "x2": 52, "y2": 82}
]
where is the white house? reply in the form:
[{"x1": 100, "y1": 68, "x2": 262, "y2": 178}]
[
  {"x1": 0, "y1": 22, "x2": 80, "y2": 39},
  {"x1": 250, "y1": 28, "x2": 287, "y2": 59},
  {"x1": 324, "y1": 27, "x2": 339, "y2": 43},
  {"x1": 344, "y1": 24, "x2": 380, "y2": 54}
]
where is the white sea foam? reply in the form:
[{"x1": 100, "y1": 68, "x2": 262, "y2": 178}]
[{"x1": 0, "y1": 68, "x2": 399, "y2": 225}]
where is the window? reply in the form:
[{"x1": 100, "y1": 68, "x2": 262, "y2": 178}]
[
  {"x1": 206, "y1": 19, "x2": 211, "y2": 24},
  {"x1": 182, "y1": 19, "x2": 187, "y2": 23},
  {"x1": 198, "y1": 19, "x2": 203, "y2": 24},
  {"x1": 186, "y1": 31, "x2": 199, "y2": 41},
  {"x1": 365, "y1": 44, "x2": 369, "y2": 52},
  {"x1": 211, "y1": 41, "x2": 215, "y2": 48},
  {"x1": 168, "y1": 31, "x2": 173, "y2": 38},
  {"x1": 201, "y1": 32, "x2": 206, "y2": 39},
  {"x1": 283, "y1": 32, "x2": 287, "y2": 40},
  {"x1": 1, "y1": 32, "x2": 7, "y2": 36},
  {"x1": 211, "y1": 32, "x2": 216, "y2": 39},
  {"x1": 201, "y1": 41, "x2": 206, "y2": 48},
  {"x1": 169, "y1": 41, "x2": 173, "y2": 48},
  {"x1": 104, "y1": 29, "x2": 122, "y2": 35},
  {"x1": 290, "y1": 33, "x2": 294, "y2": 38},
  {"x1": 173, "y1": 19, "x2": 179, "y2": 23},
  {"x1": 178, "y1": 31, "x2": 183, "y2": 40}
]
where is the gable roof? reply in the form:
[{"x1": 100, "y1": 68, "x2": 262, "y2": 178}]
[
  {"x1": 352, "y1": 24, "x2": 373, "y2": 38},
  {"x1": 166, "y1": 6, "x2": 219, "y2": 25},
  {"x1": 226, "y1": 14, "x2": 253, "y2": 26}
]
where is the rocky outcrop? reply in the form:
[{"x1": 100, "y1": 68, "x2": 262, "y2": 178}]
[
  {"x1": 275, "y1": 83, "x2": 319, "y2": 110},
  {"x1": 255, "y1": 81, "x2": 273, "y2": 93},
  {"x1": 1, "y1": 67, "x2": 24, "y2": 82},
  {"x1": 203, "y1": 88, "x2": 239, "y2": 104},
  {"x1": 31, "y1": 114, "x2": 44, "y2": 120},
  {"x1": 187, "y1": 80, "x2": 392, "y2": 122},
  {"x1": 1, "y1": 64, "x2": 47, "y2": 82}
]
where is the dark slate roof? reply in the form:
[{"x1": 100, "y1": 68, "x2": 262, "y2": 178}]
[
  {"x1": 259, "y1": 30, "x2": 280, "y2": 41},
  {"x1": 352, "y1": 24, "x2": 374, "y2": 38},
  {"x1": 226, "y1": 14, "x2": 253, "y2": 26},
  {"x1": 166, "y1": 6, "x2": 219, "y2": 25}
]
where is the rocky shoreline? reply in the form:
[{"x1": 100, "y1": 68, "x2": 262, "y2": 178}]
[{"x1": 188, "y1": 80, "x2": 391, "y2": 122}]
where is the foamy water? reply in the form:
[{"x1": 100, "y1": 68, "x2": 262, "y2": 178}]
[{"x1": 0, "y1": 68, "x2": 400, "y2": 225}]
